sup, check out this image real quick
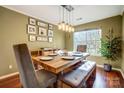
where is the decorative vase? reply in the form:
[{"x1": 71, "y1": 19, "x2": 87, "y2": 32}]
[{"x1": 104, "y1": 63, "x2": 112, "y2": 72}]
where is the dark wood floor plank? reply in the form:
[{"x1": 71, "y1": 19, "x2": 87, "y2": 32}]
[{"x1": 93, "y1": 67, "x2": 124, "y2": 88}]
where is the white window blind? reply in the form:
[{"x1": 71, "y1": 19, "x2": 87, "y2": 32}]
[{"x1": 73, "y1": 29, "x2": 102, "y2": 56}]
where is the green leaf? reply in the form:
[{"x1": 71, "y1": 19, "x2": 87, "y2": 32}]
[{"x1": 99, "y1": 31, "x2": 121, "y2": 62}]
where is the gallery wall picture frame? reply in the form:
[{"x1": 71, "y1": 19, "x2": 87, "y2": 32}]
[
  {"x1": 38, "y1": 27, "x2": 47, "y2": 36},
  {"x1": 48, "y1": 37, "x2": 53, "y2": 42},
  {"x1": 29, "y1": 18, "x2": 36, "y2": 25},
  {"x1": 27, "y1": 25, "x2": 37, "y2": 34},
  {"x1": 37, "y1": 36, "x2": 42, "y2": 41},
  {"x1": 48, "y1": 24, "x2": 53, "y2": 30},
  {"x1": 48, "y1": 30, "x2": 53, "y2": 37},
  {"x1": 37, "y1": 36, "x2": 48, "y2": 42},
  {"x1": 37, "y1": 21, "x2": 48, "y2": 28},
  {"x1": 29, "y1": 35, "x2": 36, "y2": 42}
]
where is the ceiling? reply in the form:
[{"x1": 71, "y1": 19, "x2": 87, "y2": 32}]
[{"x1": 3, "y1": 5, "x2": 124, "y2": 26}]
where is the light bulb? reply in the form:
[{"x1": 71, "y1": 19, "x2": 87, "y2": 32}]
[
  {"x1": 69, "y1": 25, "x2": 72, "y2": 32},
  {"x1": 65, "y1": 24, "x2": 69, "y2": 31},
  {"x1": 71, "y1": 27, "x2": 74, "y2": 32},
  {"x1": 58, "y1": 23, "x2": 62, "y2": 30},
  {"x1": 61, "y1": 22, "x2": 65, "y2": 31}
]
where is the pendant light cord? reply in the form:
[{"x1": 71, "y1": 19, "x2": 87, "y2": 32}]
[
  {"x1": 63, "y1": 7, "x2": 64, "y2": 22},
  {"x1": 69, "y1": 11, "x2": 70, "y2": 25},
  {"x1": 59, "y1": 6, "x2": 60, "y2": 23},
  {"x1": 66, "y1": 9, "x2": 68, "y2": 24}
]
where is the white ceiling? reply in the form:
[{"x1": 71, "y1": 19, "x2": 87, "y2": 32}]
[{"x1": 2, "y1": 5, "x2": 124, "y2": 26}]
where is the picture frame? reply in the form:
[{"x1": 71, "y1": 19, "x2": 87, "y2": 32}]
[
  {"x1": 29, "y1": 35, "x2": 36, "y2": 41},
  {"x1": 37, "y1": 21, "x2": 48, "y2": 28},
  {"x1": 48, "y1": 24, "x2": 53, "y2": 29},
  {"x1": 48, "y1": 30, "x2": 53, "y2": 37},
  {"x1": 48, "y1": 37, "x2": 53, "y2": 42},
  {"x1": 27, "y1": 25, "x2": 37, "y2": 34},
  {"x1": 29, "y1": 18, "x2": 36, "y2": 25},
  {"x1": 37, "y1": 36, "x2": 48, "y2": 42},
  {"x1": 39, "y1": 27, "x2": 47, "y2": 36}
]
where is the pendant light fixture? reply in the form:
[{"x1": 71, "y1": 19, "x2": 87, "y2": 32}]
[{"x1": 58, "y1": 5, "x2": 74, "y2": 32}]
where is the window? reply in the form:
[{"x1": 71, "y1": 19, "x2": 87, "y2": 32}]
[{"x1": 73, "y1": 29, "x2": 102, "y2": 56}]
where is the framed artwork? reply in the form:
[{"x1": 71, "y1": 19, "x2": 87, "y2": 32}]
[
  {"x1": 37, "y1": 36, "x2": 48, "y2": 42},
  {"x1": 39, "y1": 27, "x2": 47, "y2": 36},
  {"x1": 29, "y1": 18, "x2": 36, "y2": 25},
  {"x1": 48, "y1": 37, "x2": 53, "y2": 42},
  {"x1": 37, "y1": 21, "x2": 48, "y2": 28},
  {"x1": 48, "y1": 30, "x2": 53, "y2": 37},
  {"x1": 27, "y1": 25, "x2": 37, "y2": 34},
  {"x1": 29, "y1": 35, "x2": 36, "y2": 41},
  {"x1": 48, "y1": 24, "x2": 53, "y2": 29}
]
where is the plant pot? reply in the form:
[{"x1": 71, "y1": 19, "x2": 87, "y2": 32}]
[{"x1": 104, "y1": 63, "x2": 112, "y2": 72}]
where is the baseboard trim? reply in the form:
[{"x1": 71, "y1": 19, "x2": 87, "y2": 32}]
[
  {"x1": 0, "y1": 72, "x2": 19, "y2": 80},
  {"x1": 120, "y1": 70, "x2": 124, "y2": 79},
  {"x1": 97, "y1": 64, "x2": 124, "y2": 79}
]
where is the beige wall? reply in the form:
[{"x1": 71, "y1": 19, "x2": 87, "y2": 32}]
[
  {"x1": 65, "y1": 15, "x2": 122, "y2": 68},
  {"x1": 0, "y1": 7, "x2": 65, "y2": 76},
  {"x1": 122, "y1": 12, "x2": 124, "y2": 73},
  {"x1": 0, "y1": 6, "x2": 123, "y2": 76}
]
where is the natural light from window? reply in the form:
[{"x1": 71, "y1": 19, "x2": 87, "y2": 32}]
[{"x1": 73, "y1": 29, "x2": 102, "y2": 56}]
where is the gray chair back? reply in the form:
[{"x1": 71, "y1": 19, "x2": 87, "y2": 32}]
[
  {"x1": 13, "y1": 43, "x2": 39, "y2": 88},
  {"x1": 77, "y1": 45, "x2": 87, "y2": 52}
]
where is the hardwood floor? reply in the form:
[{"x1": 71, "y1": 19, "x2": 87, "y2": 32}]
[
  {"x1": 93, "y1": 67, "x2": 124, "y2": 88},
  {"x1": 0, "y1": 67, "x2": 124, "y2": 88}
]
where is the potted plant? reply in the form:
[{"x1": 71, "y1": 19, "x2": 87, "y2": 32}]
[{"x1": 99, "y1": 28, "x2": 121, "y2": 72}]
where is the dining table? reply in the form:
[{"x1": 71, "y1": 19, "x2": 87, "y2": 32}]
[{"x1": 32, "y1": 52, "x2": 90, "y2": 74}]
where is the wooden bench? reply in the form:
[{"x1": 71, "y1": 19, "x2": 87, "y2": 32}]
[{"x1": 61, "y1": 61, "x2": 96, "y2": 88}]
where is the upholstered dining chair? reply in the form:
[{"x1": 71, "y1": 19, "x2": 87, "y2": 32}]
[
  {"x1": 77, "y1": 45, "x2": 87, "y2": 52},
  {"x1": 13, "y1": 43, "x2": 57, "y2": 88}
]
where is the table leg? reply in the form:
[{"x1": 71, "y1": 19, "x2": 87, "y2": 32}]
[{"x1": 54, "y1": 71, "x2": 63, "y2": 88}]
